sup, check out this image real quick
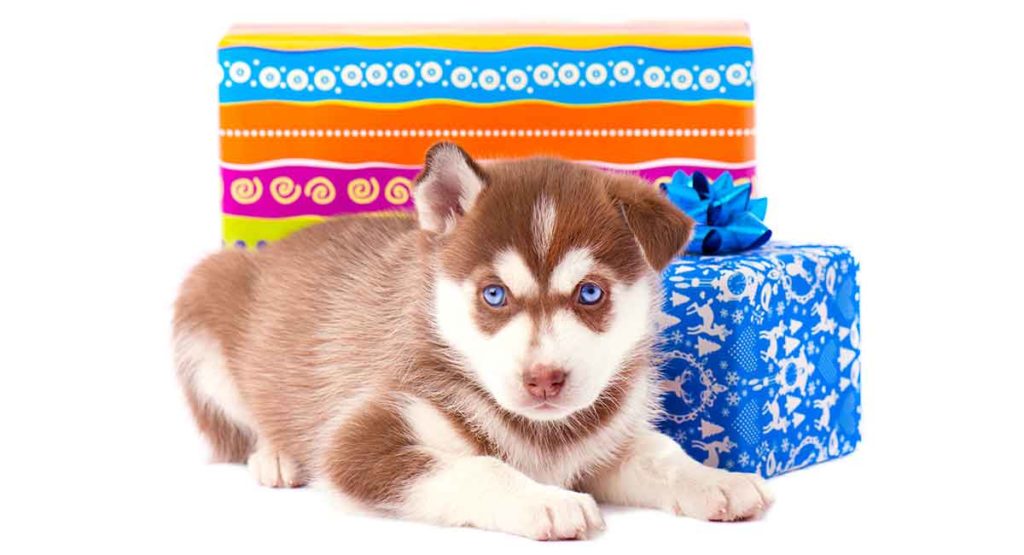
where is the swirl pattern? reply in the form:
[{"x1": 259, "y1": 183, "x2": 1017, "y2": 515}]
[
  {"x1": 384, "y1": 176, "x2": 413, "y2": 206},
  {"x1": 304, "y1": 177, "x2": 336, "y2": 205},
  {"x1": 230, "y1": 177, "x2": 263, "y2": 204},
  {"x1": 269, "y1": 176, "x2": 302, "y2": 205},
  {"x1": 347, "y1": 177, "x2": 380, "y2": 205}
]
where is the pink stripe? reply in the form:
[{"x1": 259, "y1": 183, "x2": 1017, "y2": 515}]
[{"x1": 222, "y1": 163, "x2": 755, "y2": 218}]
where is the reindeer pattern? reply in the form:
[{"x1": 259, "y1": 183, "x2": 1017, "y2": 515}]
[{"x1": 657, "y1": 244, "x2": 861, "y2": 478}]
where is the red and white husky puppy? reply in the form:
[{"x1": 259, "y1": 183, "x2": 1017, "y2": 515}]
[{"x1": 174, "y1": 143, "x2": 772, "y2": 540}]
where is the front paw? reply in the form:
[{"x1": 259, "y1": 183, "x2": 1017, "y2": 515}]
[
  {"x1": 494, "y1": 486, "x2": 605, "y2": 541},
  {"x1": 672, "y1": 469, "x2": 774, "y2": 522}
]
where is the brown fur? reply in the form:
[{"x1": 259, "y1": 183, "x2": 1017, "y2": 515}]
[{"x1": 174, "y1": 144, "x2": 693, "y2": 507}]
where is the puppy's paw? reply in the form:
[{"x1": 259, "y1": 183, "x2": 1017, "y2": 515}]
[
  {"x1": 247, "y1": 444, "x2": 305, "y2": 488},
  {"x1": 495, "y1": 486, "x2": 605, "y2": 541},
  {"x1": 672, "y1": 469, "x2": 773, "y2": 522}
]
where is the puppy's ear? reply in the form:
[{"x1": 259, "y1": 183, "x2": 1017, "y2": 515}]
[
  {"x1": 607, "y1": 177, "x2": 694, "y2": 272},
  {"x1": 414, "y1": 142, "x2": 486, "y2": 234}
]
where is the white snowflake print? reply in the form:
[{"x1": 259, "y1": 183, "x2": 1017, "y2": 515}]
[
  {"x1": 727, "y1": 392, "x2": 740, "y2": 406},
  {"x1": 840, "y1": 260, "x2": 850, "y2": 273},
  {"x1": 808, "y1": 381, "x2": 818, "y2": 396},
  {"x1": 719, "y1": 308, "x2": 730, "y2": 319},
  {"x1": 719, "y1": 360, "x2": 729, "y2": 370},
  {"x1": 726, "y1": 371, "x2": 739, "y2": 385},
  {"x1": 721, "y1": 407, "x2": 730, "y2": 417},
  {"x1": 669, "y1": 330, "x2": 683, "y2": 344},
  {"x1": 806, "y1": 342, "x2": 817, "y2": 355},
  {"x1": 725, "y1": 459, "x2": 736, "y2": 469},
  {"x1": 781, "y1": 438, "x2": 790, "y2": 452},
  {"x1": 738, "y1": 452, "x2": 751, "y2": 466},
  {"x1": 732, "y1": 309, "x2": 745, "y2": 324},
  {"x1": 776, "y1": 301, "x2": 786, "y2": 315}
]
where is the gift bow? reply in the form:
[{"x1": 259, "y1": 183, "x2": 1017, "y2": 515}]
[{"x1": 661, "y1": 170, "x2": 772, "y2": 255}]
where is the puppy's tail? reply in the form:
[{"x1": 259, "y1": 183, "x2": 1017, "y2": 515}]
[{"x1": 173, "y1": 249, "x2": 259, "y2": 462}]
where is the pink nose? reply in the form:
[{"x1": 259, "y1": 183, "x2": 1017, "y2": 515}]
[{"x1": 523, "y1": 365, "x2": 567, "y2": 400}]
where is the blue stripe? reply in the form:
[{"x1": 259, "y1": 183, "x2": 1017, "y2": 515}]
[{"x1": 218, "y1": 46, "x2": 755, "y2": 105}]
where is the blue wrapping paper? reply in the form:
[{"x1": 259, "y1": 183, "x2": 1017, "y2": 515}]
[{"x1": 657, "y1": 244, "x2": 861, "y2": 477}]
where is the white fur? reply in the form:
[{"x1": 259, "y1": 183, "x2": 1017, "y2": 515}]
[
  {"x1": 494, "y1": 249, "x2": 538, "y2": 298},
  {"x1": 528, "y1": 274, "x2": 657, "y2": 418},
  {"x1": 549, "y1": 248, "x2": 596, "y2": 295},
  {"x1": 401, "y1": 455, "x2": 604, "y2": 540},
  {"x1": 587, "y1": 429, "x2": 774, "y2": 521},
  {"x1": 434, "y1": 276, "x2": 534, "y2": 413},
  {"x1": 247, "y1": 442, "x2": 303, "y2": 488},
  {"x1": 531, "y1": 196, "x2": 557, "y2": 259},
  {"x1": 403, "y1": 396, "x2": 477, "y2": 457},
  {"x1": 174, "y1": 328, "x2": 254, "y2": 430},
  {"x1": 456, "y1": 368, "x2": 657, "y2": 487}
]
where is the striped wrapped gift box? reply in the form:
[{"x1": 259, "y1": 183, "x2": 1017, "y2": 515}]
[{"x1": 217, "y1": 22, "x2": 757, "y2": 248}]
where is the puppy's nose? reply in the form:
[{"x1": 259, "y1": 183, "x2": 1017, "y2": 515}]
[{"x1": 522, "y1": 365, "x2": 566, "y2": 400}]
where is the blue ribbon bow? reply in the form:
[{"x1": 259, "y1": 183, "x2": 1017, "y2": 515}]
[{"x1": 661, "y1": 170, "x2": 772, "y2": 255}]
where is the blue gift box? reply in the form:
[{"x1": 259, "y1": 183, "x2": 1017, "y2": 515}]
[{"x1": 656, "y1": 243, "x2": 861, "y2": 477}]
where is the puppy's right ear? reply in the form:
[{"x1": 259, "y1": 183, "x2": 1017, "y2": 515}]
[{"x1": 414, "y1": 142, "x2": 486, "y2": 234}]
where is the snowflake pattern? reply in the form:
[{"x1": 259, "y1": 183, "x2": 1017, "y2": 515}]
[{"x1": 657, "y1": 245, "x2": 861, "y2": 478}]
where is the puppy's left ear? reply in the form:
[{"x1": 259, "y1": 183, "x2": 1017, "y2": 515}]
[
  {"x1": 607, "y1": 177, "x2": 694, "y2": 272},
  {"x1": 414, "y1": 142, "x2": 487, "y2": 234}
]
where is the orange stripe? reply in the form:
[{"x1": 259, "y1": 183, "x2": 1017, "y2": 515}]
[{"x1": 220, "y1": 101, "x2": 754, "y2": 165}]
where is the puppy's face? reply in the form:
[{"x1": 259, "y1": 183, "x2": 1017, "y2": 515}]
[{"x1": 416, "y1": 143, "x2": 693, "y2": 421}]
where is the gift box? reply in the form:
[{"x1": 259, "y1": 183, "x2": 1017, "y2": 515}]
[
  {"x1": 656, "y1": 244, "x2": 861, "y2": 477},
  {"x1": 218, "y1": 23, "x2": 757, "y2": 248}
]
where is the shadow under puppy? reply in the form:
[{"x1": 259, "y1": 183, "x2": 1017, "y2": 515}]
[{"x1": 174, "y1": 143, "x2": 773, "y2": 539}]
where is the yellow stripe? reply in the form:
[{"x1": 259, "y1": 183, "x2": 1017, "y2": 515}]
[
  {"x1": 222, "y1": 213, "x2": 413, "y2": 249},
  {"x1": 221, "y1": 97, "x2": 755, "y2": 110},
  {"x1": 220, "y1": 33, "x2": 751, "y2": 51}
]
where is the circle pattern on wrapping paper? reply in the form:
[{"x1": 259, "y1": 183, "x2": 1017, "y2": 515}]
[
  {"x1": 613, "y1": 61, "x2": 635, "y2": 82},
  {"x1": 229, "y1": 61, "x2": 251, "y2": 83},
  {"x1": 478, "y1": 68, "x2": 500, "y2": 90},
  {"x1": 340, "y1": 64, "x2": 363, "y2": 86},
  {"x1": 585, "y1": 63, "x2": 607, "y2": 85},
  {"x1": 558, "y1": 64, "x2": 580, "y2": 85},
  {"x1": 314, "y1": 69, "x2": 336, "y2": 91},
  {"x1": 726, "y1": 63, "x2": 748, "y2": 86},
  {"x1": 532, "y1": 64, "x2": 555, "y2": 86},
  {"x1": 219, "y1": 48, "x2": 755, "y2": 102},
  {"x1": 643, "y1": 66, "x2": 666, "y2": 88},
  {"x1": 365, "y1": 64, "x2": 387, "y2": 85},
  {"x1": 671, "y1": 68, "x2": 694, "y2": 89},
  {"x1": 505, "y1": 69, "x2": 528, "y2": 90},
  {"x1": 420, "y1": 61, "x2": 442, "y2": 83},
  {"x1": 393, "y1": 63, "x2": 415, "y2": 85},
  {"x1": 699, "y1": 68, "x2": 721, "y2": 90},
  {"x1": 450, "y1": 66, "x2": 473, "y2": 88},
  {"x1": 287, "y1": 69, "x2": 309, "y2": 91},
  {"x1": 259, "y1": 67, "x2": 281, "y2": 88}
]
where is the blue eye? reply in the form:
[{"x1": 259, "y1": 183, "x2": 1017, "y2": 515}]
[
  {"x1": 578, "y1": 282, "x2": 604, "y2": 305},
  {"x1": 482, "y1": 285, "x2": 507, "y2": 307}
]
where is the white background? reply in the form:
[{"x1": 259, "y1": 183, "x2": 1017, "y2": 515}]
[{"x1": 2, "y1": 1, "x2": 1021, "y2": 553}]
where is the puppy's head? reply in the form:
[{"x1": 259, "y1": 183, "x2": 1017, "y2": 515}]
[{"x1": 417, "y1": 143, "x2": 693, "y2": 421}]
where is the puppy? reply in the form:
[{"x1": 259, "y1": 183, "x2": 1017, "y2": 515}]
[{"x1": 174, "y1": 143, "x2": 772, "y2": 539}]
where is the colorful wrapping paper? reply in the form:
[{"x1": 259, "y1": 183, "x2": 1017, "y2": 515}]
[
  {"x1": 218, "y1": 23, "x2": 757, "y2": 247},
  {"x1": 657, "y1": 244, "x2": 861, "y2": 477}
]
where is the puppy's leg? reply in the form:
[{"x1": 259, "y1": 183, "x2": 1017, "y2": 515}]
[
  {"x1": 321, "y1": 400, "x2": 604, "y2": 540},
  {"x1": 582, "y1": 429, "x2": 774, "y2": 521}
]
